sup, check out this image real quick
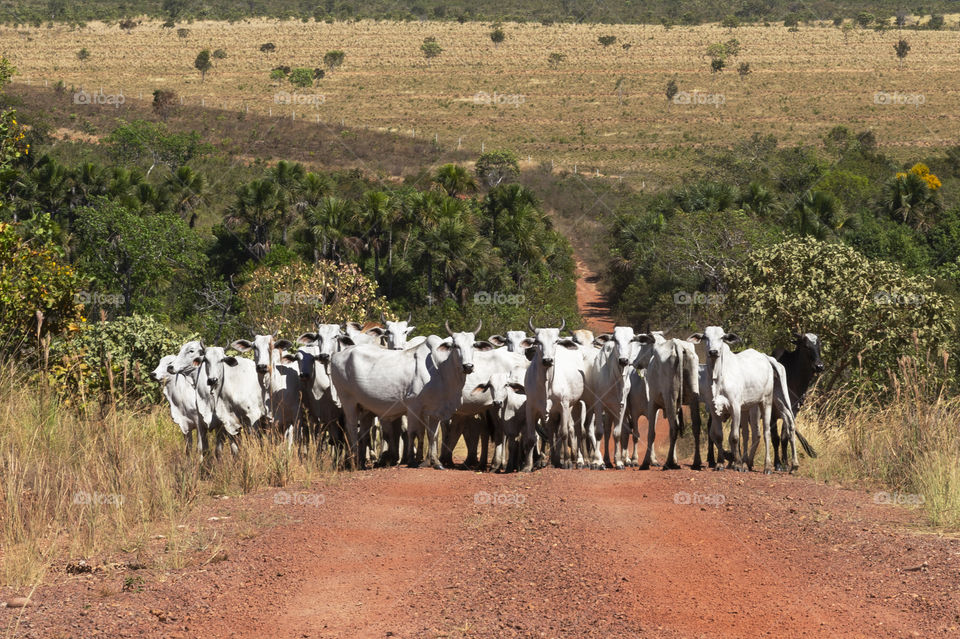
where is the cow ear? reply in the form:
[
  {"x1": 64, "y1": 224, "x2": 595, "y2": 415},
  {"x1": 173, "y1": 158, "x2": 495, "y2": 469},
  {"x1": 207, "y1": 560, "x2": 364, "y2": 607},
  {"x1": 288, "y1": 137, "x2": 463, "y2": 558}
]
[
  {"x1": 520, "y1": 338, "x2": 535, "y2": 349},
  {"x1": 635, "y1": 334, "x2": 656, "y2": 344},
  {"x1": 474, "y1": 340, "x2": 495, "y2": 352},
  {"x1": 337, "y1": 335, "x2": 355, "y2": 346},
  {"x1": 366, "y1": 327, "x2": 385, "y2": 336},
  {"x1": 686, "y1": 333, "x2": 703, "y2": 344},
  {"x1": 524, "y1": 346, "x2": 537, "y2": 361},
  {"x1": 507, "y1": 382, "x2": 526, "y2": 395},
  {"x1": 595, "y1": 334, "x2": 612, "y2": 344},
  {"x1": 281, "y1": 353, "x2": 298, "y2": 364},
  {"x1": 274, "y1": 339, "x2": 294, "y2": 351},
  {"x1": 471, "y1": 383, "x2": 490, "y2": 394},
  {"x1": 405, "y1": 325, "x2": 416, "y2": 334},
  {"x1": 436, "y1": 342, "x2": 452, "y2": 353},
  {"x1": 488, "y1": 335, "x2": 506, "y2": 346},
  {"x1": 297, "y1": 332, "x2": 319, "y2": 345},
  {"x1": 723, "y1": 333, "x2": 741, "y2": 344},
  {"x1": 557, "y1": 338, "x2": 579, "y2": 350},
  {"x1": 223, "y1": 356, "x2": 239, "y2": 366},
  {"x1": 231, "y1": 340, "x2": 253, "y2": 352}
]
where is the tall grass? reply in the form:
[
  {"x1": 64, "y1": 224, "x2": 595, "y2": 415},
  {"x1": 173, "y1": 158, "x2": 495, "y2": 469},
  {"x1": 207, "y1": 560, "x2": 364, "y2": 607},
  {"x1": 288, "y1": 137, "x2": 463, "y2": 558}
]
[
  {"x1": 0, "y1": 362, "x2": 336, "y2": 590},
  {"x1": 800, "y1": 356, "x2": 960, "y2": 528}
]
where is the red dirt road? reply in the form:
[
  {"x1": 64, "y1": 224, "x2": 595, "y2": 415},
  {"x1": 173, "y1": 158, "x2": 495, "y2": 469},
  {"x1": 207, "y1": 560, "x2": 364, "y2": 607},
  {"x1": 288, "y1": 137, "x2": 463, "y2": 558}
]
[{"x1": 7, "y1": 467, "x2": 959, "y2": 638}]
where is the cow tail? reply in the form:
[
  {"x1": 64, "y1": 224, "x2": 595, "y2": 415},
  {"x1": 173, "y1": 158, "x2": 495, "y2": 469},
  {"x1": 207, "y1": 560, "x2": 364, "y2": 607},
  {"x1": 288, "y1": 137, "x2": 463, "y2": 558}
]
[
  {"x1": 674, "y1": 342, "x2": 685, "y2": 438},
  {"x1": 795, "y1": 428, "x2": 818, "y2": 458}
]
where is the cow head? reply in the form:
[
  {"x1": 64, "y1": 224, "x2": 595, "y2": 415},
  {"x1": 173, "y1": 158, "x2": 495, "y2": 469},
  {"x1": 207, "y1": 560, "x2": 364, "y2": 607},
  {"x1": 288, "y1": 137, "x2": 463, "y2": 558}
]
[
  {"x1": 527, "y1": 317, "x2": 578, "y2": 368},
  {"x1": 630, "y1": 330, "x2": 668, "y2": 369},
  {"x1": 373, "y1": 312, "x2": 415, "y2": 350},
  {"x1": 201, "y1": 346, "x2": 240, "y2": 390},
  {"x1": 232, "y1": 334, "x2": 294, "y2": 376},
  {"x1": 295, "y1": 324, "x2": 349, "y2": 381},
  {"x1": 151, "y1": 354, "x2": 177, "y2": 383},
  {"x1": 487, "y1": 330, "x2": 530, "y2": 353},
  {"x1": 473, "y1": 371, "x2": 525, "y2": 415},
  {"x1": 171, "y1": 340, "x2": 205, "y2": 375},
  {"x1": 437, "y1": 320, "x2": 491, "y2": 374},
  {"x1": 687, "y1": 326, "x2": 740, "y2": 361},
  {"x1": 598, "y1": 326, "x2": 639, "y2": 367},
  {"x1": 792, "y1": 332, "x2": 825, "y2": 373}
]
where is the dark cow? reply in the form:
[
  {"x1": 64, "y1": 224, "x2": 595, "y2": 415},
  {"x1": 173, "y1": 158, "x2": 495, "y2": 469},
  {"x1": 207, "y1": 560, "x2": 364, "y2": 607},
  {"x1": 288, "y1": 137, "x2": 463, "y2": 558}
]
[{"x1": 769, "y1": 332, "x2": 822, "y2": 469}]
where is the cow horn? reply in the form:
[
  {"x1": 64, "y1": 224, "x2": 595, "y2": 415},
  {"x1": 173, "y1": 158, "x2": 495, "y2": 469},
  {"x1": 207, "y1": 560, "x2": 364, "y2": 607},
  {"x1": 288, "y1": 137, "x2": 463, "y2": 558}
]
[
  {"x1": 445, "y1": 320, "x2": 455, "y2": 337},
  {"x1": 528, "y1": 316, "x2": 537, "y2": 333},
  {"x1": 558, "y1": 317, "x2": 566, "y2": 332},
  {"x1": 473, "y1": 319, "x2": 482, "y2": 335},
  {"x1": 407, "y1": 311, "x2": 412, "y2": 324}
]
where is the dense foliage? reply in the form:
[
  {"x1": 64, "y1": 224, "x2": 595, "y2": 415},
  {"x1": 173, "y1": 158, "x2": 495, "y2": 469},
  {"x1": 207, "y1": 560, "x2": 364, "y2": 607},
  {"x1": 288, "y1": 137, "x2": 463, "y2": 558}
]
[{"x1": 7, "y1": 0, "x2": 959, "y2": 27}]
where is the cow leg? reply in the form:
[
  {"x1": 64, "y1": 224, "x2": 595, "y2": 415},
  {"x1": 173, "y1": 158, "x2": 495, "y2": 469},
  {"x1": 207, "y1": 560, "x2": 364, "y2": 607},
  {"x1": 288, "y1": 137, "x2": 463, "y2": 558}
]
[
  {"x1": 423, "y1": 415, "x2": 444, "y2": 470},
  {"x1": 747, "y1": 407, "x2": 761, "y2": 472},
  {"x1": 610, "y1": 407, "x2": 626, "y2": 470},
  {"x1": 689, "y1": 400, "x2": 703, "y2": 470},
  {"x1": 770, "y1": 408, "x2": 784, "y2": 471},
  {"x1": 729, "y1": 405, "x2": 744, "y2": 472},
  {"x1": 559, "y1": 404, "x2": 574, "y2": 470},
  {"x1": 782, "y1": 407, "x2": 799, "y2": 473},
  {"x1": 760, "y1": 401, "x2": 774, "y2": 474},
  {"x1": 600, "y1": 410, "x2": 614, "y2": 469},
  {"x1": 341, "y1": 402, "x2": 361, "y2": 470},
  {"x1": 663, "y1": 402, "x2": 681, "y2": 470},
  {"x1": 639, "y1": 407, "x2": 661, "y2": 470},
  {"x1": 440, "y1": 418, "x2": 459, "y2": 468},
  {"x1": 463, "y1": 417, "x2": 481, "y2": 469},
  {"x1": 710, "y1": 413, "x2": 727, "y2": 470},
  {"x1": 358, "y1": 413, "x2": 376, "y2": 471},
  {"x1": 183, "y1": 430, "x2": 193, "y2": 457}
]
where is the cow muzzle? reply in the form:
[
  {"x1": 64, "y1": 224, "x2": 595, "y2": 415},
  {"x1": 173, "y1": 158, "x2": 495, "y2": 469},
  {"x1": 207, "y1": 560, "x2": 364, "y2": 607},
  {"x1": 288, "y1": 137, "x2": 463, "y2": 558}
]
[
  {"x1": 256, "y1": 364, "x2": 269, "y2": 374},
  {"x1": 462, "y1": 363, "x2": 474, "y2": 374},
  {"x1": 492, "y1": 400, "x2": 503, "y2": 409},
  {"x1": 542, "y1": 358, "x2": 554, "y2": 368},
  {"x1": 618, "y1": 357, "x2": 629, "y2": 367},
  {"x1": 708, "y1": 350, "x2": 719, "y2": 359},
  {"x1": 318, "y1": 353, "x2": 331, "y2": 363},
  {"x1": 207, "y1": 377, "x2": 219, "y2": 387}
]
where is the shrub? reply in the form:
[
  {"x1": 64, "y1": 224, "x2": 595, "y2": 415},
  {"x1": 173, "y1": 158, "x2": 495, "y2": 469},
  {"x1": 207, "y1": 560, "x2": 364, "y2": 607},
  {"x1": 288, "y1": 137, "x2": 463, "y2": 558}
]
[
  {"x1": 0, "y1": 221, "x2": 82, "y2": 348},
  {"x1": 47, "y1": 313, "x2": 186, "y2": 405},
  {"x1": 238, "y1": 260, "x2": 390, "y2": 337}
]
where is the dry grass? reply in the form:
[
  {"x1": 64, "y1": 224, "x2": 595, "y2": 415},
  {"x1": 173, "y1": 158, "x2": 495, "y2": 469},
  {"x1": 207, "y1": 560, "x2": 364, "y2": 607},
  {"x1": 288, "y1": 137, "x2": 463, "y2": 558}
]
[
  {"x1": 2, "y1": 19, "x2": 959, "y2": 184},
  {"x1": 800, "y1": 360, "x2": 960, "y2": 528},
  {"x1": 0, "y1": 363, "x2": 336, "y2": 590}
]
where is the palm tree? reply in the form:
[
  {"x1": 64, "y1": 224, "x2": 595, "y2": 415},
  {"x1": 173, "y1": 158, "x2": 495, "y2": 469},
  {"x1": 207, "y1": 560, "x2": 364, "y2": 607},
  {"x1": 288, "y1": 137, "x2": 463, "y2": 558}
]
[
  {"x1": 267, "y1": 160, "x2": 307, "y2": 244},
  {"x1": 303, "y1": 196, "x2": 359, "y2": 263},
  {"x1": 793, "y1": 190, "x2": 846, "y2": 238},
  {"x1": 884, "y1": 172, "x2": 939, "y2": 230},
  {"x1": 740, "y1": 181, "x2": 774, "y2": 216},
  {"x1": 434, "y1": 163, "x2": 476, "y2": 197},
  {"x1": 227, "y1": 179, "x2": 281, "y2": 259},
  {"x1": 164, "y1": 165, "x2": 207, "y2": 227},
  {"x1": 483, "y1": 183, "x2": 540, "y2": 243},
  {"x1": 357, "y1": 190, "x2": 397, "y2": 282}
]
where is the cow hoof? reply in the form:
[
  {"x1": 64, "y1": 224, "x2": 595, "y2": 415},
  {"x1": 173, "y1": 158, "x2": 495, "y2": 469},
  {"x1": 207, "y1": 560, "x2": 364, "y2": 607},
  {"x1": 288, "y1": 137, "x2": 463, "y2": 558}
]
[
  {"x1": 691, "y1": 463, "x2": 703, "y2": 471},
  {"x1": 615, "y1": 463, "x2": 624, "y2": 470},
  {"x1": 434, "y1": 463, "x2": 445, "y2": 471},
  {"x1": 662, "y1": 462, "x2": 681, "y2": 471},
  {"x1": 638, "y1": 463, "x2": 650, "y2": 471},
  {"x1": 774, "y1": 463, "x2": 785, "y2": 472},
  {"x1": 714, "y1": 465, "x2": 725, "y2": 472},
  {"x1": 764, "y1": 468, "x2": 772, "y2": 475}
]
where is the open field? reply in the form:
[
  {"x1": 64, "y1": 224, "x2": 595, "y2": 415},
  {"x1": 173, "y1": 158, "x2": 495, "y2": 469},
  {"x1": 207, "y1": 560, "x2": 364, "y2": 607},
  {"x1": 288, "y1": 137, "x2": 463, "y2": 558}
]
[{"x1": 4, "y1": 19, "x2": 960, "y2": 185}]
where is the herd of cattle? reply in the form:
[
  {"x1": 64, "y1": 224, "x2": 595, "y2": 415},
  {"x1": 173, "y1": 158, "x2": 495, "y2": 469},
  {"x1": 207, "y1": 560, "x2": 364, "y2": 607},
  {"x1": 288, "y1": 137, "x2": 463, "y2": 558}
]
[{"x1": 151, "y1": 318, "x2": 823, "y2": 474}]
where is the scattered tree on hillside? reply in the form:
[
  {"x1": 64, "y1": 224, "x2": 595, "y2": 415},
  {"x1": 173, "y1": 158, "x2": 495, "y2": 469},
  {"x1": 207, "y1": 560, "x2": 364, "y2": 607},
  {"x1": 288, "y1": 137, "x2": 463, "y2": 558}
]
[
  {"x1": 722, "y1": 15, "x2": 740, "y2": 29},
  {"x1": 212, "y1": 48, "x2": 227, "y2": 59},
  {"x1": 76, "y1": 48, "x2": 90, "y2": 62},
  {"x1": 177, "y1": 27, "x2": 189, "y2": 38},
  {"x1": 894, "y1": 38, "x2": 910, "y2": 69},
  {"x1": 737, "y1": 61, "x2": 751, "y2": 77},
  {"x1": 475, "y1": 150, "x2": 519, "y2": 188},
  {"x1": 490, "y1": 26, "x2": 505, "y2": 46},
  {"x1": 711, "y1": 57, "x2": 725, "y2": 72},
  {"x1": 313, "y1": 68, "x2": 325, "y2": 86},
  {"x1": 194, "y1": 49, "x2": 212, "y2": 82},
  {"x1": 548, "y1": 52, "x2": 565, "y2": 68},
  {"x1": 259, "y1": 42, "x2": 276, "y2": 53},
  {"x1": 421, "y1": 37, "x2": 443, "y2": 64},
  {"x1": 289, "y1": 68, "x2": 313, "y2": 88},
  {"x1": 598, "y1": 35, "x2": 617, "y2": 47},
  {"x1": 323, "y1": 50, "x2": 345, "y2": 70},
  {"x1": 665, "y1": 77, "x2": 678, "y2": 102},
  {"x1": 152, "y1": 89, "x2": 177, "y2": 121}
]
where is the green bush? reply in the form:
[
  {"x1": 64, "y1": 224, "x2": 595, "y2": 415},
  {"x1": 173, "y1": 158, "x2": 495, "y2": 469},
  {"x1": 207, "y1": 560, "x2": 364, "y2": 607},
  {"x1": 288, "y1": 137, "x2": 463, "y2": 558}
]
[{"x1": 48, "y1": 314, "x2": 188, "y2": 406}]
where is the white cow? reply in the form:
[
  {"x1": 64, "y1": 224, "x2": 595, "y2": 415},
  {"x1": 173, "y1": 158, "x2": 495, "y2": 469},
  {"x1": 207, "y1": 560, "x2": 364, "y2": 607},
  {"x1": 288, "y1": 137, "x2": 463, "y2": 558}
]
[
  {"x1": 152, "y1": 354, "x2": 202, "y2": 455},
  {"x1": 169, "y1": 341, "x2": 265, "y2": 456},
  {"x1": 472, "y1": 369, "x2": 528, "y2": 472},
  {"x1": 294, "y1": 324, "x2": 352, "y2": 447},
  {"x1": 442, "y1": 347, "x2": 528, "y2": 469},
  {"x1": 633, "y1": 333, "x2": 702, "y2": 470},
  {"x1": 521, "y1": 318, "x2": 586, "y2": 472},
  {"x1": 332, "y1": 321, "x2": 488, "y2": 469},
  {"x1": 371, "y1": 312, "x2": 417, "y2": 350},
  {"x1": 687, "y1": 326, "x2": 788, "y2": 473},
  {"x1": 583, "y1": 326, "x2": 641, "y2": 470},
  {"x1": 232, "y1": 335, "x2": 303, "y2": 448}
]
